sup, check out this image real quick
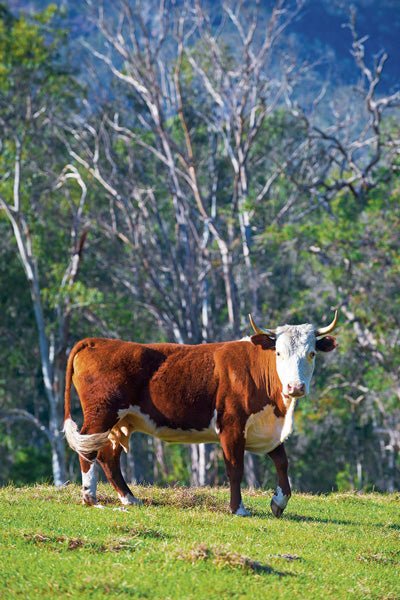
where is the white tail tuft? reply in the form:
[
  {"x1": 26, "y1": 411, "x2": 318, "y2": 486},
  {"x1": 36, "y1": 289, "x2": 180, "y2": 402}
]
[{"x1": 63, "y1": 418, "x2": 110, "y2": 460}]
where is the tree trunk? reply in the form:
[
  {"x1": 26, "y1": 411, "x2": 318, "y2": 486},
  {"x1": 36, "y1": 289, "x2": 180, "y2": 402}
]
[
  {"x1": 8, "y1": 214, "x2": 68, "y2": 485},
  {"x1": 190, "y1": 444, "x2": 206, "y2": 486},
  {"x1": 49, "y1": 431, "x2": 66, "y2": 486},
  {"x1": 198, "y1": 443, "x2": 206, "y2": 486},
  {"x1": 126, "y1": 449, "x2": 137, "y2": 484},
  {"x1": 120, "y1": 450, "x2": 136, "y2": 484},
  {"x1": 386, "y1": 445, "x2": 395, "y2": 493},
  {"x1": 244, "y1": 452, "x2": 258, "y2": 488},
  {"x1": 154, "y1": 438, "x2": 168, "y2": 482}
]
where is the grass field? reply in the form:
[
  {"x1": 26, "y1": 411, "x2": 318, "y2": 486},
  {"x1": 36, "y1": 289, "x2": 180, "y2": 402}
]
[{"x1": 0, "y1": 484, "x2": 399, "y2": 599}]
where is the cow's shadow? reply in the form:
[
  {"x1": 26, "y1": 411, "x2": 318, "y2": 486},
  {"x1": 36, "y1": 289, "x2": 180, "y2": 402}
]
[
  {"x1": 280, "y1": 512, "x2": 400, "y2": 530},
  {"x1": 283, "y1": 513, "x2": 360, "y2": 526}
]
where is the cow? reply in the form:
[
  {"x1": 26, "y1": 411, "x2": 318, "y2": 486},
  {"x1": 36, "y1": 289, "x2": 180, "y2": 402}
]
[{"x1": 63, "y1": 311, "x2": 338, "y2": 516}]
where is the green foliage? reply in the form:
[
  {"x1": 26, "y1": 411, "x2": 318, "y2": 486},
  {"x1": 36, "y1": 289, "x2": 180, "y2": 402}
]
[
  {"x1": 336, "y1": 464, "x2": 353, "y2": 492},
  {"x1": 165, "y1": 445, "x2": 191, "y2": 484},
  {"x1": 6, "y1": 445, "x2": 52, "y2": 485},
  {"x1": 0, "y1": 3, "x2": 73, "y2": 113}
]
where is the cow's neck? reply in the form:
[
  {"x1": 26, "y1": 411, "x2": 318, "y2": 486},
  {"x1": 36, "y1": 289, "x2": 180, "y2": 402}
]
[{"x1": 253, "y1": 345, "x2": 286, "y2": 417}]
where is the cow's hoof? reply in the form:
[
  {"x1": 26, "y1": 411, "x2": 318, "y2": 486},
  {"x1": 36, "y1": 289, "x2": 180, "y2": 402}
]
[
  {"x1": 270, "y1": 486, "x2": 290, "y2": 518},
  {"x1": 82, "y1": 494, "x2": 97, "y2": 506},
  {"x1": 234, "y1": 502, "x2": 251, "y2": 517},
  {"x1": 270, "y1": 499, "x2": 284, "y2": 518},
  {"x1": 118, "y1": 493, "x2": 143, "y2": 506}
]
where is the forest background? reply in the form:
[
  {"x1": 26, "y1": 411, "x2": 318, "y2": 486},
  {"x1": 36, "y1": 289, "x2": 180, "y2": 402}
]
[{"x1": 0, "y1": 0, "x2": 399, "y2": 493}]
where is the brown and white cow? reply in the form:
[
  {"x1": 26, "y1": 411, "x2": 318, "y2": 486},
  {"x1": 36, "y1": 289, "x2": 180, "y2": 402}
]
[{"x1": 64, "y1": 311, "x2": 338, "y2": 516}]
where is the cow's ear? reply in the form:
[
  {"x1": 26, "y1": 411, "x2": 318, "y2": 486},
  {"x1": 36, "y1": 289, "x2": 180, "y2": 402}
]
[
  {"x1": 250, "y1": 334, "x2": 276, "y2": 350},
  {"x1": 316, "y1": 336, "x2": 337, "y2": 352}
]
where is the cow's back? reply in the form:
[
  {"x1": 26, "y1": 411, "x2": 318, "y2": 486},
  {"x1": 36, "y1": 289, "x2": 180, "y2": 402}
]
[
  {"x1": 71, "y1": 338, "x2": 220, "y2": 431},
  {"x1": 72, "y1": 337, "x2": 162, "y2": 394}
]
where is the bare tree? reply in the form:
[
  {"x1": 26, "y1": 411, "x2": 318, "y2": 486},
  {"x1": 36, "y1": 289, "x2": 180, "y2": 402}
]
[
  {"x1": 0, "y1": 160, "x2": 88, "y2": 484},
  {"x1": 283, "y1": 9, "x2": 400, "y2": 208},
  {"x1": 61, "y1": 0, "x2": 307, "y2": 485},
  {"x1": 66, "y1": 0, "x2": 307, "y2": 335}
]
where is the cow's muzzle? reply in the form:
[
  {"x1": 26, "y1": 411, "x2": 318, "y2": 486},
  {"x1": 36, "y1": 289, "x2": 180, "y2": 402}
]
[{"x1": 286, "y1": 382, "x2": 306, "y2": 398}]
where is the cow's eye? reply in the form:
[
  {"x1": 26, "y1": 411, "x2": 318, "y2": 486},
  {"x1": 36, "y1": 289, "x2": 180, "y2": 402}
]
[
  {"x1": 309, "y1": 351, "x2": 316, "y2": 359},
  {"x1": 276, "y1": 351, "x2": 281, "y2": 357}
]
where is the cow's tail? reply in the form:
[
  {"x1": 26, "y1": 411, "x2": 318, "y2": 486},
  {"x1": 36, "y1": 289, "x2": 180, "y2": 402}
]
[{"x1": 63, "y1": 341, "x2": 110, "y2": 460}]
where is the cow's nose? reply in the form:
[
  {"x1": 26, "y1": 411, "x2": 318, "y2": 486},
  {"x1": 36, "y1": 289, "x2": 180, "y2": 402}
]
[{"x1": 287, "y1": 382, "x2": 306, "y2": 397}]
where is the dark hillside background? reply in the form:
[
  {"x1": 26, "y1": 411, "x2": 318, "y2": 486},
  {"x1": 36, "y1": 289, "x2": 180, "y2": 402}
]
[{"x1": 7, "y1": 0, "x2": 400, "y2": 90}]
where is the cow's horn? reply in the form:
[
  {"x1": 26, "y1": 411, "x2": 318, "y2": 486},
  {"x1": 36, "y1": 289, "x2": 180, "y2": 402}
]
[
  {"x1": 248, "y1": 314, "x2": 276, "y2": 337},
  {"x1": 315, "y1": 309, "x2": 339, "y2": 338}
]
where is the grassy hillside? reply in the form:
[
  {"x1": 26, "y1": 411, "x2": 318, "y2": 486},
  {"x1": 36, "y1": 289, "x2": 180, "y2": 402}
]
[{"x1": 0, "y1": 484, "x2": 399, "y2": 599}]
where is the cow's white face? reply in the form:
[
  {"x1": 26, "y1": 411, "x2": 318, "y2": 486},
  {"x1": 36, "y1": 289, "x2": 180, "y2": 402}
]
[
  {"x1": 274, "y1": 324, "x2": 316, "y2": 399},
  {"x1": 250, "y1": 321, "x2": 337, "y2": 399}
]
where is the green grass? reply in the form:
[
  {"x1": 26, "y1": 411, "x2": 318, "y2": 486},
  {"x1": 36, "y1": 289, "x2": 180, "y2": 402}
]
[{"x1": 0, "y1": 484, "x2": 399, "y2": 599}]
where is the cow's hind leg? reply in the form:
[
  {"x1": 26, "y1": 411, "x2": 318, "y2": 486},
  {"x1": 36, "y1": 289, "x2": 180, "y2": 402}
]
[
  {"x1": 77, "y1": 417, "x2": 114, "y2": 506},
  {"x1": 97, "y1": 442, "x2": 142, "y2": 506},
  {"x1": 268, "y1": 443, "x2": 291, "y2": 518},
  {"x1": 77, "y1": 411, "x2": 126, "y2": 508},
  {"x1": 80, "y1": 455, "x2": 99, "y2": 506}
]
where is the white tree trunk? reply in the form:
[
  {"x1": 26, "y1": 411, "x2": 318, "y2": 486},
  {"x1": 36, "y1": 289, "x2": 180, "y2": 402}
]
[
  {"x1": 9, "y1": 214, "x2": 67, "y2": 485},
  {"x1": 1, "y1": 163, "x2": 87, "y2": 487},
  {"x1": 190, "y1": 444, "x2": 207, "y2": 486},
  {"x1": 244, "y1": 452, "x2": 258, "y2": 488}
]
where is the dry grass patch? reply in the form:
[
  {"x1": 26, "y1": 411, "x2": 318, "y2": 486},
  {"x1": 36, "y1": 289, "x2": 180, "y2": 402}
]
[
  {"x1": 22, "y1": 531, "x2": 141, "y2": 553},
  {"x1": 357, "y1": 550, "x2": 400, "y2": 565},
  {"x1": 177, "y1": 543, "x2": 288, "y2": 576},
  {"x1": 113, "y1": 523, "x2": 169, "y2": 539},
  {"x1": 23, "y1": 532, "x2": 89, "y2": 551},
  {"x1": 138, "y1": 485, "x2": 228, "y2": 512},
  {"x1": 269, "y1": 553, "x2": 302, "y2": 562}
]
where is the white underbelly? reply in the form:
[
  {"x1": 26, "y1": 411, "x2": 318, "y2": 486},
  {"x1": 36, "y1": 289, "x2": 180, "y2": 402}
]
[
  {"x1": 109, "y1": 406, "x2": 219, "y2": 452},
  {"x1": 109, "y1": 401, "x2": 296, "y2": 455},
  {"x1": 244, "y1": 399, "x2": 296, "y2": 454},
  {"x1": 153, "y1": 427, "x2": 218, "y2": 444}
]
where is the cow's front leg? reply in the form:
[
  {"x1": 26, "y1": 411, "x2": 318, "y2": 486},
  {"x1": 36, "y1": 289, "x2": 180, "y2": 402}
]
[
  {"x1": 268, "y1": 443, "x2": 291, "y2": 518},
  {"x1": 220, "y1": 424, "x2": 249, "y2": 516}
]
